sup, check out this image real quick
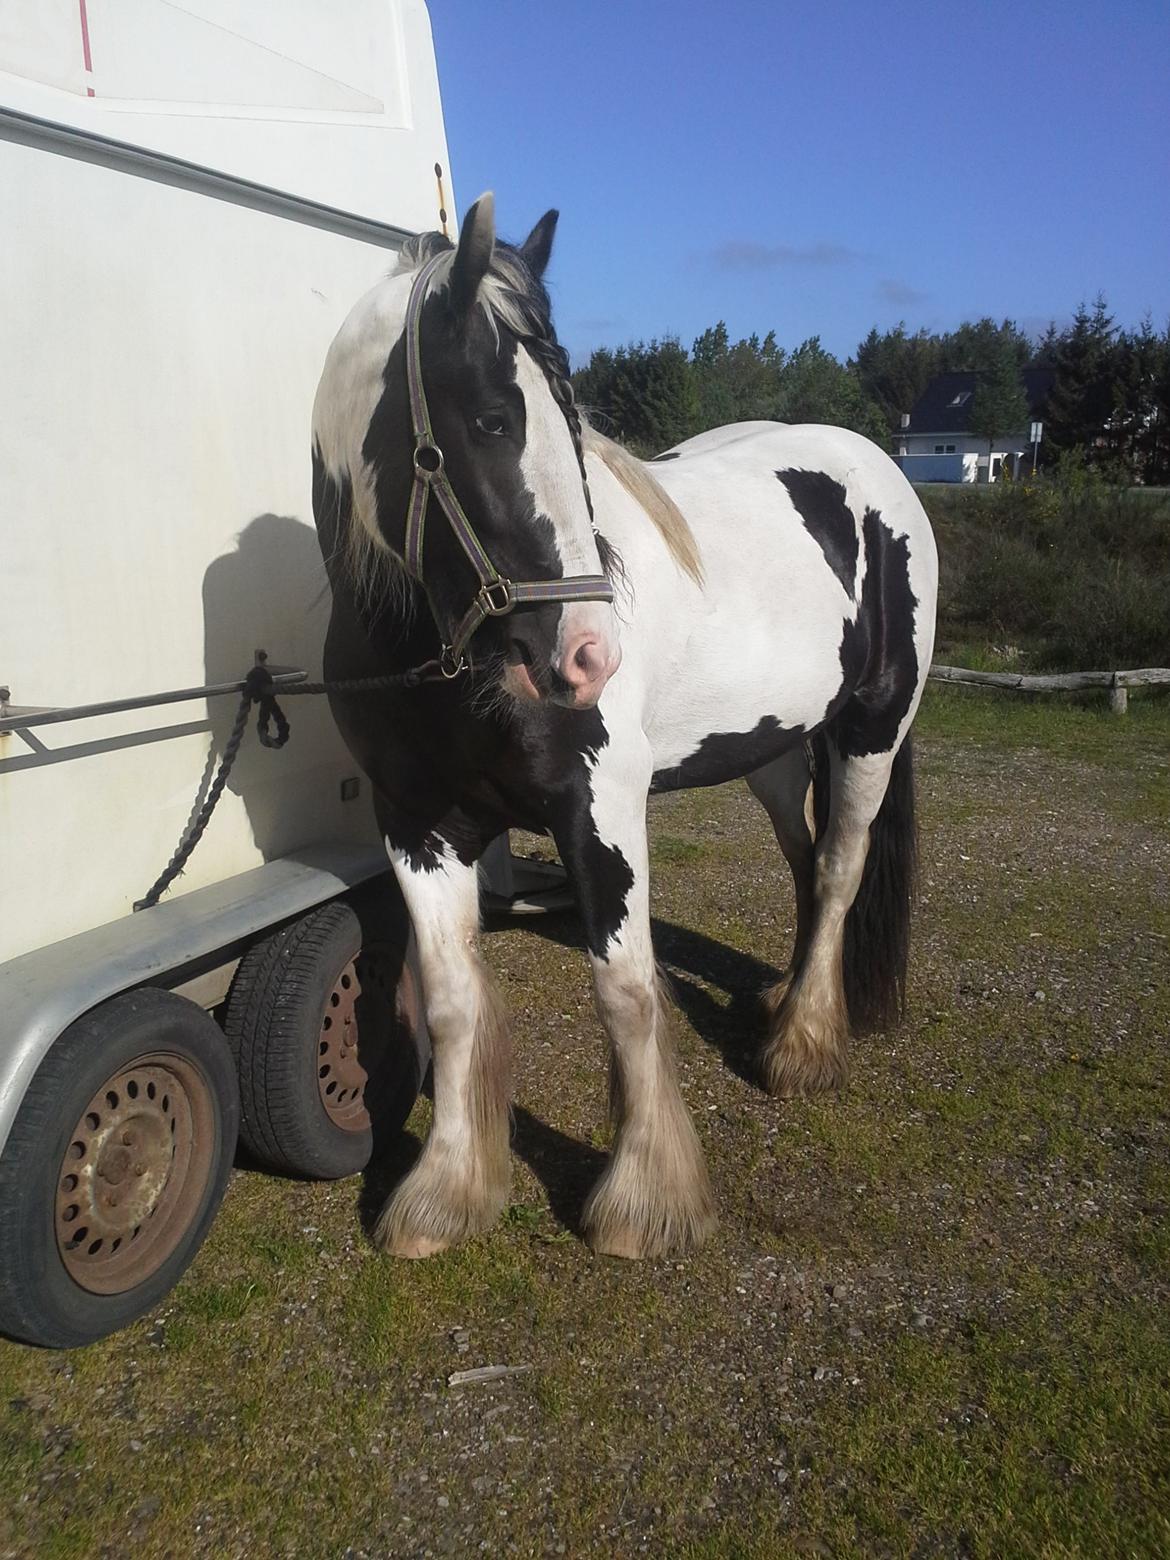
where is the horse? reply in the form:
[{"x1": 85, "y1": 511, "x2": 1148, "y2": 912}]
[{"x1": 310, "y1": 194, "x2": 938, "y2": 1260}]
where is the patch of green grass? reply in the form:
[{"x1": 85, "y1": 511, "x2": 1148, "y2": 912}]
[
  {"x1": 651, "y1": 835, "x2": 710, "y2": 866},
  {"x1": 815, "y1": 1289, "x2": 1169, "y2": 1554},
  {"x1": 174, "y1": 1274, "x2": 265, "y2": 1321},
  {"x1": 688, "y1": 1287, "x2": 1170, "y2": 1558},
  {"x1": 918, "y1": 681, "x2": 1170, "y2": 770},
  {"x1": 504, "y1": 1201, "x2": 574, "y2": 1244},
  {"x1": 344, "y1": 1230, "x2": 552, "y2": 1375}
]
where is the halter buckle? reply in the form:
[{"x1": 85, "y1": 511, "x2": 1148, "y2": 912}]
[
  {"x1": 413, "y1": 442, "x2": 444, "y2": 479},
  {"x1": 439, "y1": 645, "x2": 466, "y2": 679},
  {"x1": 478, "y1": 578, "x2": 515, "y2": 617}
]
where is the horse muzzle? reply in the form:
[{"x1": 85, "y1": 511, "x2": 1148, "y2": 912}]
[
  {"x1": 549, "y1": 630, "x2": 622, "y2": 708},
  {"x1": 502, "y1": 607, "x2": 622, "y2": 709}
]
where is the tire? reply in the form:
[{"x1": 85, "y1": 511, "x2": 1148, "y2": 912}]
[
  {"x1": 224, "y1": 897, "x2": 427, "y2": 1180},
  {"x1": 0, "y1": 990, "x2": 239, "y2": 1349}
]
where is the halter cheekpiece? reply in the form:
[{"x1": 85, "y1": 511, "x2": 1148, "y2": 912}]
[{"x1": 402, "y1": 252, "x2": 614, "y2": 678}]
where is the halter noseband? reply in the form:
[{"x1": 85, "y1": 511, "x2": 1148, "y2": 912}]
[{"x1": 402, "y1": 252, "x2": 614, "y2": 678}]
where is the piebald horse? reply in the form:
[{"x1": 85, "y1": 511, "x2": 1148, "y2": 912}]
[{"x1": 311, "y1": 196, "x2": 938, "y2": 1259}]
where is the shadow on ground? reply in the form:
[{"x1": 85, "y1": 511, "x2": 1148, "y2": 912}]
[
  {"x1": 354, "y1": 906, "x2": 773, "y2": 1236},
  {"x1": 491, "y1": 907, "x2": 778, "y2": 1085}
]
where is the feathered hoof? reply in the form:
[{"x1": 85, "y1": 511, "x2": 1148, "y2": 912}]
[
  {"x1": 582, "y1": 1136, "x2": 717, "y2": 1260},
  {"x1": 757, "y1": 973, "x2": 851, "y2": 1099},
  {"x1": 758, "y1": 1004, "x2": 850, "y2": 1099},
  {"x1": 759, "y1": 1040, "x2": 849, "y2": 1099},
  {"x1": 372, "y1": 1155, "x2": 509, "y2": 1258}
]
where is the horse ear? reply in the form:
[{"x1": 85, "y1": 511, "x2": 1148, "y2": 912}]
[
  {"x1": 449, "y1": 192, "x2": 495, "y2": 313},
  {"x1": 519, "y1": 209, "x2": 559, "y2": 280}
]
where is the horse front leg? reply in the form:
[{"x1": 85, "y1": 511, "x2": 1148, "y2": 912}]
[
  {"x1": 554, "y1": 749, "x2": 715, "y2": 1259},
  {"x1": 374, "y1": 833, "x2": 511, "y2": 1257}
]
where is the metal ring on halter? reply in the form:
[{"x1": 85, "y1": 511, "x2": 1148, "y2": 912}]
[
  {"x1": 439, "y1": 645, "x2": 466, "y2": 679},
  {"x1": 413, "y1": 442, "x2": 444, "y2": 478},
  {"x1": 478, "y1": 578, "x2": 514, "y2": 616}
]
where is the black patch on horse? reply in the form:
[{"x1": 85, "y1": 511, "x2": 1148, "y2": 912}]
[
  {"x1": 311, "y1": 444, "x2": 351, "y2": 570},
  {"x1": 832, "y1": 508, "x2": 919, "y2": 758},
  {"x1": 777, "y1": 468, "x2": 859, "y2": 597},
  {"x1": 542, "y1": 707, "x2": 636, "y2": 957},
  {"x1": 651, "y1": 715, "x2": 805, "y2": 793},
  {"x1": 650, "y1": 450, "x2": 680, "y2": 462}
]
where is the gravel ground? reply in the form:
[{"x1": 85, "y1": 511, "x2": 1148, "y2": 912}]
[{"x1": 1, "y1": 696, "x2": 1168, "y2": 1558}]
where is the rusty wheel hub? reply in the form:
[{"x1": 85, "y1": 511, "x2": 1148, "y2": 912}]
[
  {"x1": 55, "y1": 1054, "x2": 215, "y2": 1295},
  {"x1": 317, "y1": 958, "x2": 370, "y2": 1128},
  {"x1": 317, "y1": 948, "x2": 416, "y2": 1132}
]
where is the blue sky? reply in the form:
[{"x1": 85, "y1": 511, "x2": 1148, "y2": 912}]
[{"x1": 428, "y1": 0, "x2": 1169, "y2": 368}]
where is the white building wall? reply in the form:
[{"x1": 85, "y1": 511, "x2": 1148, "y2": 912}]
[{"x1": 899, "y1": 432, "x2": 1033, "y2": 483}]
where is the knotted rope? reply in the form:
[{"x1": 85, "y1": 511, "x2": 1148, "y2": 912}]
[{"x1": 133, "y1": 655, "x2": 441, "y2": 911}]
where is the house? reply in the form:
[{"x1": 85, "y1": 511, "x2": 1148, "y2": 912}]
[{"x1": 894, "y1": 368, "x2": 1054, "y2": 483}]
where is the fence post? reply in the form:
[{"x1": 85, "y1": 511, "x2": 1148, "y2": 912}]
[{"x1": 1108, "y1": 675, "x2": 1128, "y2": 716}]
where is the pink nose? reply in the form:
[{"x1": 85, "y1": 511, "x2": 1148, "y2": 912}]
[{"x1": 556, "y1": 633, "x2": 620, "y2": 706}]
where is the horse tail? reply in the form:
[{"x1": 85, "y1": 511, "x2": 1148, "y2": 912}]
[{"x1": 832, "y1": 734, "x2": 918, "y2": 1035}]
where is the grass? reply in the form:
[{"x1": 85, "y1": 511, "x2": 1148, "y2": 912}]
[{"x1": 1, "y1": 689, "x2": 1168, "y2": 1555}]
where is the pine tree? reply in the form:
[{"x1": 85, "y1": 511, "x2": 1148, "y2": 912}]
[
  {"x1": 850, "y1": 324, "x2": 942, "y2": 440},
  {"x1": 572, "y1": 338, "x2": 698, "y2": 453},
  {"x1": 1044, "y1": 295, "x2": 1118, "y2": 461},
  {"x1": 970, "y1": 336, "x2": 1030, "y2": 475}
]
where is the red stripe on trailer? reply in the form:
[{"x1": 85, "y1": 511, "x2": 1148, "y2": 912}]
[{"x1": 78, "y1": 0, "x2": 95, "y2": 95}]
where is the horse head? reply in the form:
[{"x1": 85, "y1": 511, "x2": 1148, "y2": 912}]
[{"x1": 315, "y1": 194, "x2": 621, "y2": 709}]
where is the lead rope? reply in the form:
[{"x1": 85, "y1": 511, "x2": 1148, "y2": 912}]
[{"x1": 133, "y1": 655, "x2": 443, "y2": 911}]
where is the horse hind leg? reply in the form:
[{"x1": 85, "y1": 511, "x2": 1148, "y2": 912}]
[
  {"x1": 746, "y1": 743, "x2": 817, "y2": 1020},
  {"x1": 374, "y1": 838, "x2": 511, "y2": 1257},
  {"x1": 754, "y1": 734, "x2": 915, "y2": 1099}
]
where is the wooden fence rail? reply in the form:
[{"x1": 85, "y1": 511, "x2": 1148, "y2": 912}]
[{"x1": 928, "y1": 664, "x2": 1170, "y2": 715}]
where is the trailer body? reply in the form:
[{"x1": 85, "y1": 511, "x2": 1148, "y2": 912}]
[{"x1": 0, "y1": 0, "x2": 451, "y2": 1151}]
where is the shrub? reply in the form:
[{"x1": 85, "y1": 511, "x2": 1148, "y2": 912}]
[{"x1": 926, "y1": 458, "x2": 1170, "y2": 670}]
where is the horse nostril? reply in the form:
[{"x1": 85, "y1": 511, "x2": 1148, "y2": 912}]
[
  {"x1": 509, "y1": 634, "x2": 535, "y2": 668},
  {"x1": 574, "y1": 643, "x2": 592, "y2": 672}
]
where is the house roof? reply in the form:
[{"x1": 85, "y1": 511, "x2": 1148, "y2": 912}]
[{"x1": 905, "y1": 368, "x2": 1054, "y2": 435}]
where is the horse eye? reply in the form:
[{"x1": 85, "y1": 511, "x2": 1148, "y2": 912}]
[{"x1": 475, "y1": 411, "x2": 507, "y2": 436}]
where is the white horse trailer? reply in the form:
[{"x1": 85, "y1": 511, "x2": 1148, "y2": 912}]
[{"x1": 0, "y1": 0, "x2": 451, "y2": 1346}]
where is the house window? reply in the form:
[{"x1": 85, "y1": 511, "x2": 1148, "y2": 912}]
[
  {"x1": 945, "y1": 444, "x2": 956, "y2": 453},
  {"x1": 934, "y1": 444, "x2": 945, "y2": 453}
]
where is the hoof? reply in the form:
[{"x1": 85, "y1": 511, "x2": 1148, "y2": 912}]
[
  {"x1": 758, "y1": 1038, "x2": 849, "y2": 1099},
  {"x1": 587, "y1": 1225, "x2": 658, "y2": 1261},
  {"x1": 589, "y1": 1229, "x2": 645, "y2": 1254},
  {"x1": 380, "y1": 1233, "x2": 451, "y2": 1260},
  {"x1": 759, "y1": 976, "x2": 850, "y2": 1097},
  {"x1": 585, "y1": 1215, "x2": 715, "y2": 1260},
  {"x1": 372, "y1": 1149, "x2": 509, "y2": 1257},
  {"x1": 582, "y1": 1133, "x2": 717, "y2": 1261}
]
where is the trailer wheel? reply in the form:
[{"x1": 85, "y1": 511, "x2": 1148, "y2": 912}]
[
  {"x1": 224, "y1": 901, "x2": 426, "y2": 1180},
  {"x1": 0, "y1": 990, "x2": 238, "y2": 1349}
]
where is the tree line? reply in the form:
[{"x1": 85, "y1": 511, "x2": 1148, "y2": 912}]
[{"x1": 571, "y1": 296, "x2": 1170, "y2": 484}]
